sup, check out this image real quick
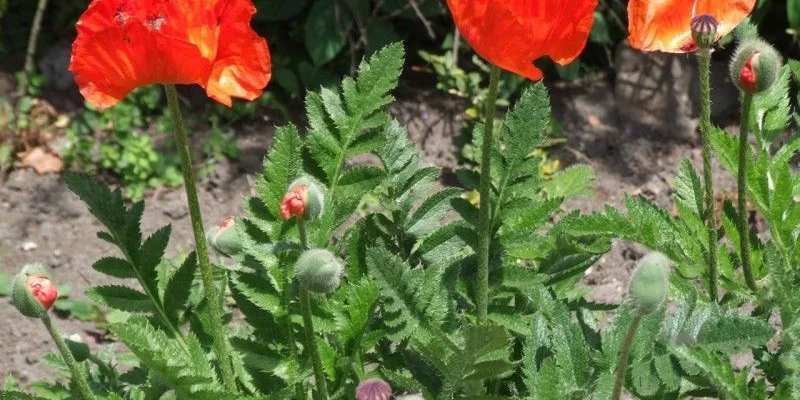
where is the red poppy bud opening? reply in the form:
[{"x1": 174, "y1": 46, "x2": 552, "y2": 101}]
[
  {"x1": 280, "y1": 185, "x2": 308, "y2": 220},
  {"x1": 26, "y1": 276, "x2": 58, "y2": 310},
  {"x1": 739, "y1": 52, "x2": 760, "y2": 93},
  {"x1": 214, "y1": 216, "x2": 236, "y2": 242}
]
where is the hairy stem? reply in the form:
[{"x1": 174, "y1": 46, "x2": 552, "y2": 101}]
[
  {"x1": 737, "y1": 92, "x2": 757, "y2": 292},
  {"x1": 611, "y1": 313, "x2": 643, "y2": 400},
  {"x1": 298, "y1": 216, "x2": 309, "y2": 250},
  {"x1": 300, "y1": 286, "x2": 328, "y2": 399},
  {"x1": 164, "y1": 84, "x2": 237, "y2": 392},
  {"x1": 283, "y1": 257, "x2": 305, "y2": 400},
  {"x1": 476, "y1": 65, "x2": 501, "y2": 325},
  {"x1": 696, "y1": 49, "x2": 719, "y2": 302},
  {"x1": 42, "y1": 314, "x2": 95, "y2": 399}
]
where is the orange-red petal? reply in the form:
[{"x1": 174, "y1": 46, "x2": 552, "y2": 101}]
[
  {"x1": 446, "y1": 0, "x2": 597, "y2": 81},
  {"x1": 69, "y1": 0, "x2": 271, "y2": 109},
  {"x1": 627, "y1": 0, "x2": 756, "y2": 53},
  {"x1": 204, "y1": 0, "x2": 271, "y2": 106}
]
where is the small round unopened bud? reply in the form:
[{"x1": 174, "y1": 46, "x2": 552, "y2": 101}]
[
  {"x1": 690, "y1": 14, "x2": 719, "y2": 49},
  {"x1": 206, "y1": 216, "x2": 243, "y2": 256},
  {"x1": 356, "y1": 378, "x2": 392, "y2": 400},
  {"x1": 295, "y1": 249, "x2": 343, "y2": 294},
  {"x1": 280, "y1": 176, "x2": 325, "y2": 220},
  {"x1": 628, "y1": 252, "x2": 670, "y2": 315},
  {"x1": 12, "y1": 264, "x2": 58, "y2": 318},
  {"x1": 395, "y1": 395, "x2": 425, "y2": 400},
  {"x1": 729, "y1": 38, "x2": 782, "y2": 94}
]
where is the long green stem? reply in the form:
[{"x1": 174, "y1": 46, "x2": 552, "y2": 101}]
[
  {"x1": 696, "y1": 49, "x2": 719, "y2": 302},
  {"x1": 300, "y1": 286, "x2": 328, "y2": 399},
  {"x1": 42, "y1": 314, "x2": 95, "y2": 399},
  {"x1": 296, "y1": 215, "x2": 326, "y2": 398},
  {"x1": 476, "y1": 65, "x2": 501, "y2": 325},
  {"x1": 283, "y1": 259, "x2": 306, "y2": 400},
  {"x1": 737, "y1": 92, "x2": 757, "y2": 292},
  {"x1": 610, "y1": 313, "x2": 643, "y2": 400},
  {"x1": 164, "y1": 84, "x2": 237, "y2": 392}
]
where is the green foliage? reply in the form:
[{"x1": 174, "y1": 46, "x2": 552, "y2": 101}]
[
  {"x1": 15, "y1": 40, "x2": 800, "y2": 400},
  {"x1": 65, "y1": 86, "x2": 182, "y2": 200}
]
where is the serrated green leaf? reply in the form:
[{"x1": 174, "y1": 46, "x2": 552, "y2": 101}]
[
  {"x1": 503, "y1": 83, "x2": 549, "y2": 167},
  {"x1": 366, "y1": 245, "x2": 449, "y2": 341},
  {"x1": 332, "y1": 278, "x2": 379, "y2": 352},
  {"x1": 541, "y1": 165, "x2": 595, "y2": 200},
  {"x1": 93, "y1": 257, "x2": 136, "y2": 279},
  {"x1": 109, "y1": 318, "x2": 223, "y2": 395},
  {"x1": 669, "y1": 346, "x2": 754, "y2": 400},
  {"x1": 675, "y1": 159, "x2": 704, "y2": 216},
  {"x1": 137, "y1": 225, "x2": 171, "y2": 282},
  {"x1": 163, "y1": 252, "x2": 198, "y2": 324},
  {"x1": 256, "y1": 125, "x2": 303, "y2": 220},
  {"x1": 406, "y1": 188, "x2": 461, "y2": 236},
  {"x1": 87, "y1": 285, "x2": 154, "y2": 313},
  {"x1": 696, "y1": 312, "x2": 774, "y2": 353}
]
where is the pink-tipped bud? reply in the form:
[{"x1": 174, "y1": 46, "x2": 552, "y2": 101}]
[
  {"x1": 356, "y1": 378, "x2": 392, "y2": 400},
  {"x1": 12, "y1": 264, "x2": 58, "y2": 318}
]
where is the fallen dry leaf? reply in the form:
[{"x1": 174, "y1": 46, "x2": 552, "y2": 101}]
[{"x1": 19, "y1": 146, "x2": 63, "y2": 174}]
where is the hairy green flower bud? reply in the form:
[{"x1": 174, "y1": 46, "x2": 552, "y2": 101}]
[
  {"x1": 730, "y1": 38, "x2": 782, "y2": 94},
  {"x1": 281, "y1": 176, "x2": 325, "y2": 221},
  {"x1": 628, "y1": 252, "x2": 670, "y2": 315},
  {"x1": 12, "y1": 264, "x2": 58, "y2": 318},
  {"x1": 295, "y1": 248, "x2": 343, "y2": 294},
  {"x1": 206, "y1": 216, "x2": 243, "y2": 256},
  {"x1": 395, "y1": 395, "x2": 425, "y2": 400}
]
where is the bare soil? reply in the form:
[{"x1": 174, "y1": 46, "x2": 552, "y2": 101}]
[{"x1": 0, "y1": 54, "x2": 746, "y2": 386}]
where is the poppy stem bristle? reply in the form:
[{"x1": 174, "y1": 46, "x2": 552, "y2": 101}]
[
  {"x1": 164, "y1": 84, "x2": 238, "y2": 393},
  {"x1": 696, "y1": 48, "x2": 719, "y2": 302},
  {"x1": 42, "y1": 313, "x2": 96, "y2": 399},
  {"x1": 298, "y1": 216, "x2": 309, "y2": 250},
  {"x1": 300, "y1": 284, "x2": 329, "y2": 399},
  {"x1": 610, "y1": 312, "x2": 643, "y2": 400},
  {"x1": 476, "y1": 65, "x2": 501, "y2": 325},
  {"x1": 737, "y1": 92, "x2": 757, "y2": 292}
]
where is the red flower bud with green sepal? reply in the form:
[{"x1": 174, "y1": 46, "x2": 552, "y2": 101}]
[
  {"x1": 730, "y1": 38, "x2": 782, "y2": 94},
  {"x1": 207, "y1": 216, "x2": 244, "y2": 256},
  {"x1": 280, "y1": 176, "x2": 325, "y2": 221},
  {"x1": 12, "y1": 264, "x2": 58, "y2": 318}
]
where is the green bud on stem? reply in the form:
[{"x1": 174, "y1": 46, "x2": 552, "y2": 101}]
[
  {"x1": 628, "y1": 252, "x2": 670, "y2": 315},
  {"x1": 12, "y1": 263, "x2": 58, "y2": 318},
  {"x1": 295, "y1": 248, "x2": 343, "y2": 294}
]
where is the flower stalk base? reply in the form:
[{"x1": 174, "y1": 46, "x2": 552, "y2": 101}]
[
  {"x1": 476, "y1": 65, "x2": 501, "y2": 325},
  {"x1": 696, "y1": 48, "x2": 719, "y2": 302},
  {"x1": 164, "y1": 84, "x2": 237, "y2": 392}
]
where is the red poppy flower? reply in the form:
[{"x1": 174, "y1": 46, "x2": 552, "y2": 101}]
[
  {"x1": 69, "y1": 0, "x2": 271, "y2": 109},
  {"x1": 445, "y1": 0, "x2": 597, "y2": 81},
  {"x1": 628, "y1": 0, "x2": 756, "y2": 53}
]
